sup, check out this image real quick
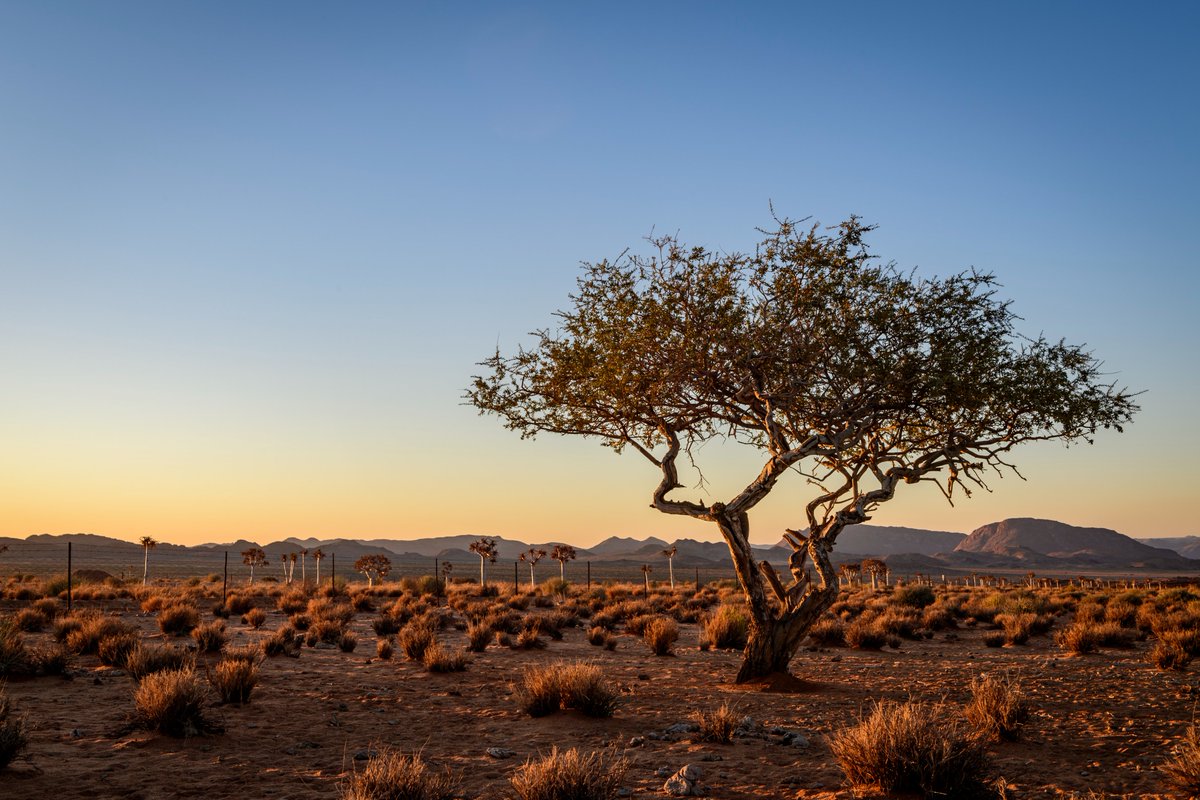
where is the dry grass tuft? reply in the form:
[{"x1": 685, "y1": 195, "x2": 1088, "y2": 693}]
[
  {"x1": 691, "y1": 702, "x2": 738, "y2": 744},
  {"x1": 134, "y1": 667, "x2": 217, "y2": 736},
  {"x1": 192, "y1": 620, "x2": 228, "y2": 654},
  {"x1": 422, "y1": 643, "x2": 469, "y2": 673},
  {"x1": 209, "y1": 657, "x2": 259, "y2": 704},
  {"x1": 157, "y1": 604, "x2": 201, "y2": 636},
  {"x1": 830, "y1": 699, "x2": 990, "y2": 797},
  {"x1": 242, "y1": 608, "x2": 267, "y2": 629},
  {"x1": 702, "y1": 605, "x2": 749, "y2": 650},
  {"x1": 965, "y1": 673, "x2": 1030, "y2": 741},
  {"x1": 1161, "y1": 725, "x2": 1200, "y2": 796},
  {"x1": 514, "y1": 661, "x2": 618, "y2": 718},
  {"x1": 510, "y1": 747, "x2": 627, "y2": 800},
  {"x1": 399, "y1": 623, "x2": 436, "y2": 661},
  {"x1": 0, "y1": 687, "x2": 29, "y2": 769},
  {"x1": 340, "y1": 747, "x2": 460, "y2": 800},
  {"x1": 643, "y1": 616, "x2": 679, "y2": 656},
  {"x1": 126, "y1": 644, "x2": 195, "y2": 682}
]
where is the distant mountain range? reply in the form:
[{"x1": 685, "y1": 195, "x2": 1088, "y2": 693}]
[{"x1": 3, "y1": 518, "x2": 1198, "y2": 577}]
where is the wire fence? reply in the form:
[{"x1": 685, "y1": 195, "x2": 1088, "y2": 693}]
[{"x1": 0, "y1": 542, "x2": 740, "y2": 591}]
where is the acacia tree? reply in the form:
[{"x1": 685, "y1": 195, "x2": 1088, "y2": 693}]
[
  {"x1": 242, "y1": 547, "x2": 267, "y2": 585},
  {"x1": 355, "y1": 554, "x2": 392, "y2": 587},
  {"x1": 470, "y1": 537, "x2": 498, "y2": 587},
  {"x1": 140, "y1": 536, "x2": 157, "y2": 586},
  {"x1": 550, "y1": 544, "x2": 576, "y2": 582},
  {"x1": 468, "y1": 215, "x2": 1137, "y2": 683},
  {"x1": 519, "y1": 548, "x2": 547, "y2": 589}
]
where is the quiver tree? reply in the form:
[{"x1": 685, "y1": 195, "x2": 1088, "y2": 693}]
[
  {"x1": 550, "y1": 544, "x2": 576, "y2": 582},
  {"x1": 662, "y1": 544, "x2": 678, "y2": 588},
  {"x1": 468, "y1": 214, "x2": 1138, "y2": 683},
  {"x1": 355, "y1": 554, "x2": 392, "y2": 588},
  {"x1": 139, "y1": 536, "x2": 157, "y2": 586},
  {"x1": 242, "y1": 547, "x2": 267, "y2": 585},
  {"x1": 519, "y1": 548, "x2": 547, "y2": 589},
  {"x1": 312, "y1": 548, "x2": 325, "y2": 583},
  {"x1": 469, "y1": 537, "x2": 497, "y2": 588},
  {"x1": 861, "y1": 558, "x2": 888, "y2": 591}
]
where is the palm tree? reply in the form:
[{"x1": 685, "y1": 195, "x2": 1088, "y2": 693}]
[
  {"x1": 661, "y1": 544, "x2": 678, "y2": 589},
  {"x1": 469, "y1": 537, "x2": 498, "y2": 588},
  {"x1": 300, "y1": 548, "x2": 309, "y2": 584},
  {"x1": 139, "y1": 536, "x2": 157, "y2": 586}
]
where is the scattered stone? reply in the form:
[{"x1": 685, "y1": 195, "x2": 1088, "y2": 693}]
[
  {"x1": 487, "y1": 747, "x2": 516, "y2": 759},
  {"x1": 830, "y1": 654, "x2": 841, "y2": 662},
  {"x1": 780, "y1": 732, "x2": 809, "y2": 748},
  {"x1": 656, "y1": 767, "x2": 673, "y2": 778},
  {"x1": 337, "y1": 702, "x2": 349, "y2": 712},
  {"x1": 663, "y1": 764, "x2": 704, "y2": 796},
  {"x1": 699, "y1": 754, "x2": 723, "y2": 762},
  {"x1": 648, "y1": 731, "x2": 662, "y2": 741},
  {"x1": 70, "y1": 728, "x2": 82, "y2": 739},
  {"x1": 617, "y1": 789, "x2": 632, "y2": 798},
  {"x1": 637, "y1": 673, "x2": 651, "y2": 680},
  {"x1": 666, "y1": 722, "x2": 700, "y2": 735},
  {"x1": 353, "y1": 749, "x2": 378, "y2": 761},
  {"x1": 628, "y1": 736, "x2": 645, "y2": 747}
]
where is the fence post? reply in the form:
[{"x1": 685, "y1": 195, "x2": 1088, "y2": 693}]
[
  {"x1": 331, "y1": 553, "x2": 336, "y2": 587},
  {"x1": 513, "y1": 561, "x2": 518, "y2": 593},
  {"x1": 586, "y1": 561, "x2": 591, "y2": 590},
  {"x1": 434, "y1": 557, "x2": 439, "y2": 595},
  {"x1": 67, "y1": 542, "x2": 73, "y2": 613},
  {"x1": 223, "y1": 551, "x2": 228, "y2": 605},
  {"x1": 695, "y1": 567, "x2": 700, "y2": 590}
]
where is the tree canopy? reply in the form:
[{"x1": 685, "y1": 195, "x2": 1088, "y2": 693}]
[{"x1": 468, "y1": 215, "x2": 1138, "y2": 681}]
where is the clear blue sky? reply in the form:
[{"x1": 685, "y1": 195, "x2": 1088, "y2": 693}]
[{"x1": 1, "y1": 2, "x2": 1197, "y2": 545}]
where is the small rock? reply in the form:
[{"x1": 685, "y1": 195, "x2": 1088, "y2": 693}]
[
  {"x1": 617, "y1": 789, "x2": 632, "y2": 798},
  {"x1": 487, "y1": 747, "x2": 516, "y2": 759},
  {"x1": 663, "y1": 774, "x2": 695, "y2": 796},
  {"x1": 781, "y1": 732, "x2": 809, "y2": 748},
  {"x1": 353, "y1": 749, "x2": 378, "y2": 761},
  {"x1": 338, "y1": 702, "x2": 349, "y2": 712},
  {"x1": 678, "y1": 764, "x2": 703, "y2": 782},
  {"x1": 637, "y1": 673, "x2": 651, "y2": 680},
  {"x1": 666, "y1": 722, "x2": 700, "y2": 735},
  {"x1": 656, "y1": 767, "x2": 673, "y2": 778},
  {"x1": 768, "y1": 725, "x2": 786, "y2": 736},
  {"x1": 70, "y1": 728, "x2": 82, "y2": 739},
  {"x1": 628, "y1": 736, "x2": 645, "y2": 747},
  {"x1": 830, "y1": 654, "x2": 841, "y2": 662},
  {"x1": 699, "y1": 754, "x2": 723, "y2": 762},
  {"x1": 648, "y1": 731, "x2": 662, "y2": 741}
]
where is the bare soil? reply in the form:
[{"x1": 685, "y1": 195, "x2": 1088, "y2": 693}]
[{"x1": 2, "y1": 594, "x2": 1194, "y2": 800}]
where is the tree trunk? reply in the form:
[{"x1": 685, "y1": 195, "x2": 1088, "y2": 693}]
[
  {"x1": 529, "y1": 564, "x2": 536, "y2": 589},
  {"x1": 142, "y1": 549, "x2": 149, "y2": 586},
  {"x1": 479, "y1": 556, "x2": 486, "y2": 588},
  {"x1": 712, "y1": 511, "x2": 839, "y2": 684},
  {"x1": 668, "y1": 558, "x2": 674, "y2": 589}
]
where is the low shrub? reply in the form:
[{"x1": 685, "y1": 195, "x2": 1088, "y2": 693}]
[
  {"x1": 515, "y1": 627, "x2": 546, "y2": 650},
  {"x1": 305, "y1": 620, "x2": 346, "y2": 647},
  {"x1": 339, "y1": 631, "x2": 358, "y2": 653},
  {"x1": 965, "y1": 673, "x2": 1030, "y2": 741},
  {"x1": 702, "y1": 605, "x2": 749, "y2": 650},
  {"x1": 807, "y1": 617, "x2": 846, "y2": 647},
  {"x1": 510, "y1": 747, "x2": 627, "y2": 800},
  {"x1": 845, "y1": 617, "x2": 888, "y2": 650},
  {"x1": 340, "y1": 747, "x2": 460, "y2": 800},
  {"x1": 515, "y1": 661, "x2": 619, "y2": 718},
  {"x1": 66, "y1": 614, "x2": 134, "y2": 656},
  {"x1": 830, "y1": 700, "x2": 990, "y2": 797},
  {"x1": 891, "y1": 584, "x2": 936, "y2": 609},
  {"x1": 134, "y1": 667, "x2": 216, "y2": 736}
]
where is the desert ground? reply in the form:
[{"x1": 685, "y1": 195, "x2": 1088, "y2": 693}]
[{"x1": 1, "y1": 574, "x2": 1198, "y2": 800}]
